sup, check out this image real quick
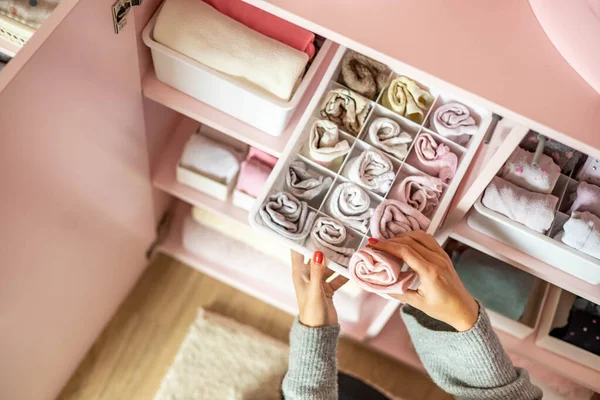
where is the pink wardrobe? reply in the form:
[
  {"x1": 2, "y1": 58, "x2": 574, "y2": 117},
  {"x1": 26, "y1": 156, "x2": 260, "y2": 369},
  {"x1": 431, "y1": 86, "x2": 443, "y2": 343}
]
[{"x1": 1, "y1": 0, "x2": 600, "y2": 399}]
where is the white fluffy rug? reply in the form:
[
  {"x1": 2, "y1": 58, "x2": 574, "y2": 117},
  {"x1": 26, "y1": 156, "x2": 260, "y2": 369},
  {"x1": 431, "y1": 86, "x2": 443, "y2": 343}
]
[{"x1": 154, "y1": 309, "x2": 289, "y2": 400}]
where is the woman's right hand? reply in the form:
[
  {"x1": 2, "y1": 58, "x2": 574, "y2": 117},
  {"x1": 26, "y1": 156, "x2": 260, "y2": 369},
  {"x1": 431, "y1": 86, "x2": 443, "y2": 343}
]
[{"x1": 369, "y1": 231, "x2": 479, "y2": 332}]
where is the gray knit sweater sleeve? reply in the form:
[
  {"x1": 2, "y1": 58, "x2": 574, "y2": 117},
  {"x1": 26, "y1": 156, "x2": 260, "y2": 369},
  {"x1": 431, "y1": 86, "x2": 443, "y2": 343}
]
[
  {"x1": 402, "y1": 304, "x2": 543, "y2": 399},
  {"x1": 282, "y1": 319, "x2": 340, "y2": 399}
]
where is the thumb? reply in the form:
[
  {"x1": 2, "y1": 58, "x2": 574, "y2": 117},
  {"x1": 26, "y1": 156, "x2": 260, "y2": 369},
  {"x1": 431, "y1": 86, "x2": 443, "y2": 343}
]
[{"x1": 309, "y1": 251, "x2": 325, "y2": 292}]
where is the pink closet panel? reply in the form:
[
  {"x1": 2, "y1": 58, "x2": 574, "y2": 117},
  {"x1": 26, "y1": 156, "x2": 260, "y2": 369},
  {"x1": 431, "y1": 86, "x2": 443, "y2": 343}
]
[{"x1": 0, "y1": 0, "x2": 156, "y2": 399}]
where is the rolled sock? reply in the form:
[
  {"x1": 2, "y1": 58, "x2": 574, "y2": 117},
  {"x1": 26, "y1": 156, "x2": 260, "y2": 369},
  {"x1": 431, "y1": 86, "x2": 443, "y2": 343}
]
[
  {"x1": 500, "y1": 147, "x2": 561, "y2": 194},
  {"x1": 561, "y1": 211, "x2": 600, "y2": 260},
  {"x1": 180, "y1": 134, "x2": 242, "y2": 182},
  {"x1": 570, "y1": 181, "x2": 600, "y2": 218},
  {"x1": 409, "y1": 133, "x2": 458, "y2": 183},
  {"x1": 259, "y1": 192, "x2": 316, "y2": 240},
  {"x1": 286, "y1": 161, "x2": 332, "y2": 201},
  {"x1": 327, "y1": 182, "x2": 374, "y2": 233},
  {"x1": 370, "y1": 199, "x2": 431, "y2": 240},
  {"x1": 431, "y1": 102, "x2": 478, "y2": 145},
  {"x1": 395, "y1": 175, "x2": 444, "y2": 217},
  {"x1": 343, "y1": 149, "x2": 396, "y2": 195},
  {"x1": 340, "y1": 50, "x2": 390, "y2": 100},
  {"x1": 349, "y1": 248, "x2": 420, "y2": 294},
  {"x1": 308, "y1": 120, "x2": 351, "y2": 166},
  {"x1": 320, "y1": 88, "x2": 371, "y2": 135},
  {"x1": 309, "y1": 217, "x2": 355, "y2": 266},
  {"x1": 482, "y1": 176, "x2": 558, "y2": 233},
  {"x1": 368, "y1": 117, "x2": 413, "y2": 159},
  {"x1": 381, "y1": 76, "x2": 434, "y2": 124}
]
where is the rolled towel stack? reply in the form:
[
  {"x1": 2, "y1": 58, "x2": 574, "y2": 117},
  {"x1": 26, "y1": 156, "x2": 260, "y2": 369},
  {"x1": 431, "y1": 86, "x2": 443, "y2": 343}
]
[
  {"x1": 368, "y1": 117, "x2": 413, "y2": 160},
  {"x1": 327, "y1": 182, "x2": 374, "y2": 233},
  {"x1": 343, "y1": 149, "x2": 396, "y2": 195},
  {"x1": 570, "y1": 181, "x2": 600, "y2": 217},
  {"x1": 349, "y1": 248, "x2": 420, "y2": 294},
  {"x1": 370, "y1": 199, "x2": 431, "y2": 240},
  {"x1": 382, "y1": 76, "x2": 434, "y2": 124},
  {"x1": 560, "y1": 211, "x2": 600, "y2": 260},
  {"x1": 320, "y1": 88, "x2": 371, "y2": 135},
  {"x1": 394, "y1": 175, "x2": 444, "y2": 217},
  {"x1": 500, "y1": 147, "x2": 561, "y2": 194},
  {"x1": 309, "y1": 217, "x2": 355, "y2": 266},
  {"x1": 409, "y1": 133, "x2": 458, "y2": 183},
  {"x1": 308, "y1": 120, "x2": 351, "y2": 167},
  {"x1": 154, "y1": 0, "x2": 309, "y2": 101},
  {"x1": 286, "y1": 161, "x2": 333, "y2": 200},
  {"x1": 339, "y1": 51, "x2": 390, "y2": 100},
  {"x1": 482, "y1": 176, "x2": 558, "y2": 233},
  {"x1": 431, "y1": 102, "x2": 478, "y2": 145},
  {"x1": 259, "y1": 192, "x2": 316, "y2": 240},
  {"x1": 236, "y1": 147, "x2": 277, "y2": 198}
]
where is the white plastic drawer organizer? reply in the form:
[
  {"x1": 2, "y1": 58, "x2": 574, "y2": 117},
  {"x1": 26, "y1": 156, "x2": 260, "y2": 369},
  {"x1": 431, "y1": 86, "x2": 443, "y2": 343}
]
[{"x1": 250, "y1": 46, "x2": 492, "y2": 283}]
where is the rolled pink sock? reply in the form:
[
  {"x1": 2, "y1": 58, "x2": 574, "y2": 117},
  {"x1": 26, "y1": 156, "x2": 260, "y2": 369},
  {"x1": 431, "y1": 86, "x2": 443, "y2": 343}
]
[
  {"x1": 349, "y1": 248, "x2": 420, "y2": 294},
  {"x1": 408, "y1": 133, "x2": 458, "y2": 183},
  {"x1": 394, "y1": 175, "x2": 444, "y2": 217},
  {"x1": 370, "y1": 199, "x2": 430, "y2": 240}
]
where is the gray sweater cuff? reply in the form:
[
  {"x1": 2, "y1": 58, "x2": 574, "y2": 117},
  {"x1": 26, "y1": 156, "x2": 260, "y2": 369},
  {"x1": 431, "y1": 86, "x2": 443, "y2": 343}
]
[{"x1": 282, "y1": 319, "x2": 340, "y2": 399}]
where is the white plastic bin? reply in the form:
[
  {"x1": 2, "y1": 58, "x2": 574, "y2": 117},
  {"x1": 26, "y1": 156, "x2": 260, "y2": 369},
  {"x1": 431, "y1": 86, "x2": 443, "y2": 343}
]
[{"x1": 142, "y1": 7, "x2": 332, "y2": 136}]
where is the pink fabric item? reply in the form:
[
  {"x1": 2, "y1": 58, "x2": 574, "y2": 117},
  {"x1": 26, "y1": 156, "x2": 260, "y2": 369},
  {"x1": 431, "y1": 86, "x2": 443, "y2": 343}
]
[
  {"x1": 394, "y1": 175, "x2": 444, "y2": 217},
  {"x1": 247, "y1": 147, "x2": 277, "y2": 168},
  {"x1": 370, "y1": 199, "x2": 430, "y2": 240},
  {"x1": 409, "y1": 133, "x2": 458, "y2": 183},
  {"x1": 235, "y1": 147, "x2": 278, "y2": 197},
  {"x1": 202, "y1": 0, "x2": 316, "y2": 59},
  {"x1": 570, "y1": 181, "x2": 600, "y2": 218},
  {"x1": 349, "y1": 248, "x2": 420, "y2": 294}
]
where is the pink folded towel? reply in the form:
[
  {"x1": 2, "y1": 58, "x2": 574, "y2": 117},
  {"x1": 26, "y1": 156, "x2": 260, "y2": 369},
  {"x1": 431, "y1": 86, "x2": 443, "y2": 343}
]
[
  {"x1": 570, "y1": 181, "x2": 600, "y2": 218},
  {"x1": 203, "y1": 0, "x2": 316, "y2": 59},
  {"x1": 236, "y1": 147, "x2": 278, "y2": 198},
  {"x1": 560, "y1": 211, "x2": 600, "y2": 260},
  {"x1": 370, "y1": 199, "x2": 431, "y2": 240},
  {"x1": 394, "y1": 175, "x2": 444, "y2": 217},
  {"x1": 500, "y1": 147, "x2": 561, "y2": 194},
  {"x1": 482, "y1": 176, "x2": 558, "y2": 233},
  {"x1": 431, "y1": 102, "x2": 478, "y2": 145},
  {"x1": 349, "y1": 248, "x2": 420, "y2": 294},
  {"x1": 247, "y1": 147, "x2": 277, "y2": 168},
  {"x1": 409, "y1": 133, "x2": 458, "y2": 183}
]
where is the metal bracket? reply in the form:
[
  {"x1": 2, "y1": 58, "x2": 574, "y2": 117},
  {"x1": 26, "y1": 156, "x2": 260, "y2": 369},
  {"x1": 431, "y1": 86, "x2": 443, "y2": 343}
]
[{"x1": 112, "y1": 0, "x2": 142, "y2": 34}]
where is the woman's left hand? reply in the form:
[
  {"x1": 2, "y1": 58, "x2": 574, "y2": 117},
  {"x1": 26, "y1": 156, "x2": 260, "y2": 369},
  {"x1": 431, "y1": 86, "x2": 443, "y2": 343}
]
[{"x1": 291, "y1": 250, "x2": 349, "y2": 327}]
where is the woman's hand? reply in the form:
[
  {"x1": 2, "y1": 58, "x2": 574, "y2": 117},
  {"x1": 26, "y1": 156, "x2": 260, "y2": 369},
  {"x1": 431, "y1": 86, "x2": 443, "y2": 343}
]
[
  {"x1": 291, "y1": 250, "x2": 349, "y2": 327},
  {"x1": 369, "y1": 231, "x2": 479, "y2": 332}
]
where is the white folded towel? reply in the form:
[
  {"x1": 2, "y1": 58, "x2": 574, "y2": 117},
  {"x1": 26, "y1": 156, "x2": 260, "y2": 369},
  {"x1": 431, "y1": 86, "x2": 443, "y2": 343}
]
[
  {"x1": 368, "y1": 117, "x2": 413, "y2": 159},
  {"x1": 154, "y1": 0, "x2": 309, "y2": 101},
  {"x1": 327, "y1": 182, "x2": 374, "y2": 233},
  {"x1": 180, "y1": 134, "x2": 243, "y2": 183},
  {"x1": 343, "y1": 149, "x2": 396, "y2": 195},
  {"x1": 308, "y1": 120, "x2": 351, "y2": 166},
  {"x1": 500, "y1": 147, "x2": 561, "y2": 194},
  {"x1": 560, "y1": 211, "x2": 600, "y2": 260}
]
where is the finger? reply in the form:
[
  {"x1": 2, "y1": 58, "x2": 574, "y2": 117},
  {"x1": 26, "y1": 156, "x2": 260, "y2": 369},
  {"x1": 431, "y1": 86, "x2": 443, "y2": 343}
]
[
  {"x1": 371, "y1": 241, "x2": 432, "y2": 277},
  {"x1": 401, "y1": 231, "x2": 442, "y2": 253},
  {"x1": 309, "y1": 252, "x2": 326, "y2": 291},
  {"x1": 328, "y1": 275, "x2": 349, "y2": 292},
  {"x1": 387, "y1": 236, "x2": 440, "y2": 263}
]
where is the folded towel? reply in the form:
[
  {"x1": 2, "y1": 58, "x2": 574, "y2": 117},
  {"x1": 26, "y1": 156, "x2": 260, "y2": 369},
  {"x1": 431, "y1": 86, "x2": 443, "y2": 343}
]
[
  {"x1": 235, "y1": 148, "x2": 278, "y2": 198},
  {"x1": 180, "y1": 134, "x2": 243, "y2": 183},
  {"x1": 343, "y1": 150, "x2": 396, "y2": 195},
  {"x1": 409, "y1": 133, "x2": 458, "y2": 183},
  {"x1": 286, "y1": 161, "x2": 333, "y2": 200},
  {"x1": 349, "y1": 248, "x2": 420, "y2": 294},
  {"x1": 521, "y1": 132, "x2": 583, "y2": 174},
  {"x1": 381, "y1": 77, "x2": 434, "y2": 124},
  {"x1": 247, "y1": 147, "x2": 277, "y2": 168},
  {"x1": 203, "y1": 0, "x2": 315, "y2": 59},
  {"x1": 340, "y1": 50, "x2": 389, "y2": 100},
  {"x1": 560, "y1": 211, "x2": 600, "y2": 259},
  {"x1": 370, "y1": 199, "x2": 431, "y2": 240},
  {"x1": 320, "y1": 88, "x2": 371, "y2": 135},
  {"x1": 453, "y1": 248, "x2": 536, "y2": 320},
  {"x1": 482, "y1": 176, "x2": 558, "y2": 233},
  {"x1": 395, "y1": 175, "x2": 444, "y2": 217},
  {"x1": 308, "y1": 120, "x2": 351, "y2": 167},
  {"x1": 327, "y1": 182, "x2": 374, "y2": 234},
  {"x1": 571, "y1": 181, "x2": 600, "y2": 218},
  {"x1": 368, "y1": 117, "x2": 413, "y2": 160},
  {"x1": 154, "y1": 0, "x2": 308, "y2": 101},
  {"x1": 500, "y1": 147, "x2": 561, "y2": 194},
  {"x1": 309, "y1": 217, "x2": 355, "y2": 266},
  {"x1": 259, "y1": 192, "x2": 316, "y2": 240},
  {"x1": 431, "y1": 102, "x2": 478, "y2": 145}
]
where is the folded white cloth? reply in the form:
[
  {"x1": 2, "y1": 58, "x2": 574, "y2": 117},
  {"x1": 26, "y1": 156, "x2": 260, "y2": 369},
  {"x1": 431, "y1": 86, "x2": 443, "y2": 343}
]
[
  {"x1": 286, "y1": 161, "x2": 333, "y2": 200},
  {"x1": 320, "y1": 88, "x2": 371, "y2": 135},
  {"x1": 259, "y1": 192, "x2": 316, "y2": 241},
  {"x1": 327, "y1": 182, "x2": 374, "y2": 233},
  {"x1": 431, "y1": 102, "x2": 478, "y2": 145},
  {"x1": 180, "y1": 134, "x2": 243, "y2": 183},
  {"x1": 308, "y1": 120, "x2": 351, "y2": 166},
  {"x1": 482, "y1": 176, "x2": 558, "y2": 233},
  {"x1": 500, "y1": 147, "x2": 561, "y2": 194},
  {"x1": 560, "y1": 211, "x2": 600, "y2": 260},
  {"x1": 154, "y1": 0, "x2": 308, "y2": 101},
  {"x1": 309, "y1": 217, "x2": 355, "y2": 266},
  {"x1": 368, "y1": 117, "x2": 413, "y2": 159},
  {"x1": 381, "y1": 77, "x2": 434, "y2": 124},
  {"x1": 343, "y1": 150, "x2": 396, "y2": 195}
]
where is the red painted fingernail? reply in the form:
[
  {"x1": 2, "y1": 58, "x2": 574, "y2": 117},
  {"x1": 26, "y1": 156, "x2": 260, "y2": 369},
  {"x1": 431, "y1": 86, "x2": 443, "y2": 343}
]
[
  {"x1": 368, "y1": 238, "x2": 379, "y2": 244},
  {"x1": 313, "y1": 251, "x2": 323, "y2": 264}
]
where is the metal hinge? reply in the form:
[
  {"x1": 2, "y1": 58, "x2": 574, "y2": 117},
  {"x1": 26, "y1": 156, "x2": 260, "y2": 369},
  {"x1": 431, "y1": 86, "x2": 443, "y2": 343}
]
[
  {"x1": 145, "y1": 208, "x2": 173, "y2": 260},
  {"x1": 112, "y1": 0, "x2": 143, "y2": 34}
]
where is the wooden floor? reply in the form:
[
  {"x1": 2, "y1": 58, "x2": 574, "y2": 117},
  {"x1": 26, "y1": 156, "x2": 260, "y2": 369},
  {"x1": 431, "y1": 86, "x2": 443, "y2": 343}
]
[{"x1": 57, "y1": 254, "x2": 451, "y2": 400}]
